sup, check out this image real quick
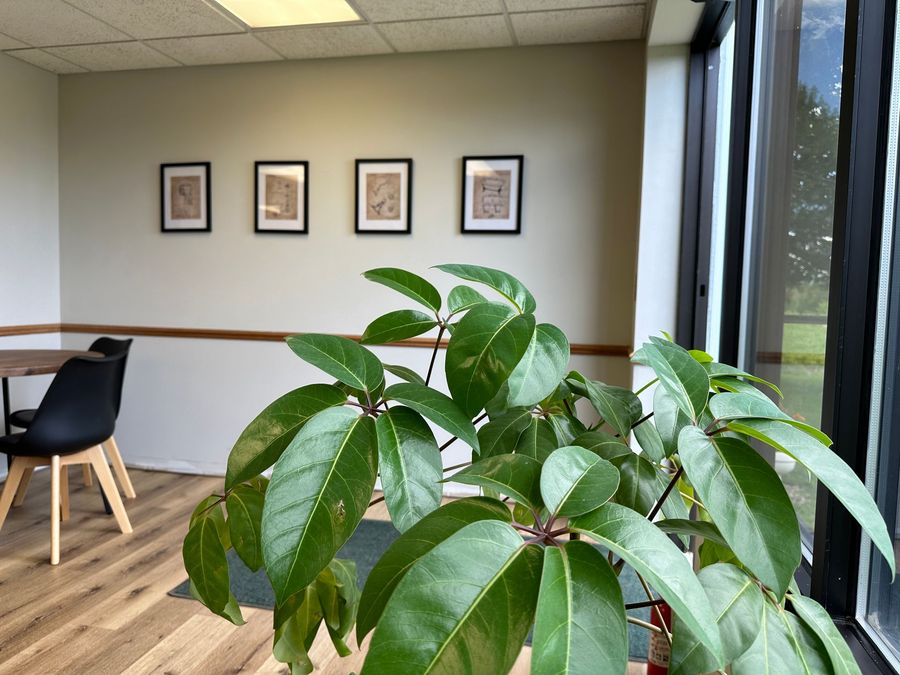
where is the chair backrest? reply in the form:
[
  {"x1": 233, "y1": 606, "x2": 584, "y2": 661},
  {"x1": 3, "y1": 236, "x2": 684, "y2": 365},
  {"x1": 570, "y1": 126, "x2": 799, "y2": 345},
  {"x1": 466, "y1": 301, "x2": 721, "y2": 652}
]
[
  {"x1": 20, "y1": 353, "x2": 126, "y2": 456},
  {"x1": 89, "y1": 337, "x2": 132, "y2": 417}
]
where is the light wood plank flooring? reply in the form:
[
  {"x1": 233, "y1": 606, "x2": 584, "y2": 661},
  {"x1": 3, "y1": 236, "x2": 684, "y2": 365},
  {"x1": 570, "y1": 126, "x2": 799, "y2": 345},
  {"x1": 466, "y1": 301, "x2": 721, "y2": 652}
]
[{"x1": 0, "y1": 469, "x2": 647, "y2": 674}]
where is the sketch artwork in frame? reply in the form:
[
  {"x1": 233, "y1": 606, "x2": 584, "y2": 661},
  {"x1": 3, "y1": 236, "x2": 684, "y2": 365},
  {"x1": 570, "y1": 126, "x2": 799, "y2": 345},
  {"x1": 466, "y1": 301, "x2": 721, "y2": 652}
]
[
  {"x1": 161, "y1": 162, "x2": 211, "y2": 232},
  {"x1": 355, "y1": 159, "x2": 412, "y2": 234},
  {"x1": 255, "y1": 161, "x2": 308, "y2": 234},
  {"x1": 461, "y1": 155, "x2": 523, "y2": 234}
]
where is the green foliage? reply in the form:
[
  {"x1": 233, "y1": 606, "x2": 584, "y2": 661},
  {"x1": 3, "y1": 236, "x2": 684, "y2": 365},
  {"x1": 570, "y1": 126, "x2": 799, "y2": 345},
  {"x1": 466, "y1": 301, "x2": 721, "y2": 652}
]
[{"x1": 182, "y1": 264, "x2": 888, "y2": 674}]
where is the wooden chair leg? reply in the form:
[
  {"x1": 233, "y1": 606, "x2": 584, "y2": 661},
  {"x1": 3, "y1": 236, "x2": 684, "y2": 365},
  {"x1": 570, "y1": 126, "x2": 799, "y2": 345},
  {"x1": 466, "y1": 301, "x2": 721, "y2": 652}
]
[
  {"x1": 50, "y1": 455, "x2": 60, "y2": 565},
  {"x1": 82, "y1": 464, "x2": 92, "y2": 487},
  {"x1": 0, "y1": 458, "x2": 27, "y2": 532},
  {"x1": 104, "y1": 436, "x2": 136, "y2": 499},
  {"x1": 60, "y1": 465, "x2": 70, "y2": 521},
  {"x1": 12, "y1": 467, "x2": 34, "y2": 507},
  {"x1": 87, "y1": 446, "x2": 132, "y2": 534}
]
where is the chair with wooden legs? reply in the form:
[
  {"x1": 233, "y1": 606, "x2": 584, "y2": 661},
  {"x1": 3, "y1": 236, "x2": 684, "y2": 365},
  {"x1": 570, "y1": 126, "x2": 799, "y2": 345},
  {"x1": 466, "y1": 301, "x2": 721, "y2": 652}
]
[
  {"x1": 0, "y1": 353, "x2": 132, "y2": 565},
  {"x1": 9, "y1": 337, "x2": 136, "y2": 502}
]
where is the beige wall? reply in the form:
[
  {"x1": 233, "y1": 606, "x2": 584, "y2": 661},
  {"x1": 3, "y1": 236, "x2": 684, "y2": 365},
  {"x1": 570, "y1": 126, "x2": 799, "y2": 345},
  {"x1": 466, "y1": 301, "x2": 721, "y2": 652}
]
[
  {"x1": 0, "y1": 52, "x2": 59, "y2": 327},
  {"x1": 55, "y1": 43, "x2": 646, "y2": 476}
]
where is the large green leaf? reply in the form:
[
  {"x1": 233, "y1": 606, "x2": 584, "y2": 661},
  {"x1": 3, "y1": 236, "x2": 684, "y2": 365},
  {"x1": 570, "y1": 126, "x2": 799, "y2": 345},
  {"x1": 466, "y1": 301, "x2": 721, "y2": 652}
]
[
  {"x1": 653, "y1": 386, "x2": 692, "y2": 457},
  {"x1": 445, "y1": 302, "x2": 535, "y2": 417},
  {"x1": 514, "y1": 416, "x2": 558, "y2": 462},
  {"x1": 286, "y1": 334, "x2": 384, "y2": 394},
  {"x1": 571, "y1": 502, "x2": 723, "y2": 661},
  {"x1": 261, "y1": 407, "x2": 377, "y2": 603},
  {"x1": 656, "y1": 519, "x2": 729, "y2": 548},
  {"x1": 581, "y1": 379, "x2": 642, "y2": 438},
  {"x1": 183, "y1": 516, "x2": 230, "y2": 614},
  {"x1": 671, "y1": 563, "x2": 764, "y2": 675},
  {"x1": 435, "y1": 263, "x2": 537, "y2": 314},
  {"x1": 375, "y1": 407, "x2": 443, "y2": 533},
  {"x1": 384, "y1": 363, "x2": 426, "y2": 386},
  {"x1": 447, "y1": 285, "x2": 488, "y2": 314},
  {"x1": 537, "y1": 445, "x2": 616, "y2": 519},
  {"x1": 226, "y1": 484, "x2": 265, "y2": 572},
  {"x1": 447, "y1": 453, "x2": 543, "y2": 509},
  {"x1": 532, "y1": 541, "x2": 627, "y2": 675},
  {"x1": 504, "y1": 323, "x2": 569, "y2": 408},
  {"x1": 361, "y1": 310, "x2": 438, "y2": 345},
  {"x1": 789, "y1": 594, "x2": 862, "y2": 675},
  {"x1": 678, "y1": 427, "x2": 801, "y2": 598},
  {"x1": 704, "y1": 361, "x2": 783, "y2": 398},
  {"x1": 546, "y1": 411, "x2": 588, "y2": 447},
  {"x1": 383, "y1": 383, "x2": 479, "y2": 451},
  {"x1": 636, "y1": 337, "x2": 710, "y2": 421},
  {"x1": 633, "y1": 418, "x2": 666, "y2": 463},
  {"x1": 361, "y1": 520, "x2": 543, "y2": 675},
  {"x1": 610, "y1": 452, "x2": 660, "y2": 516},
  {"x1": 709, "y1": 392, "x2": 831, "y2": 445},
  {"x1": 571, "y1": 431, "x2": 632, "y2": 462},
  {"x1": 357, "y1": 497, "x2": 511, "y2": 641},
  {"x1": 477, "y1": 408, "x2": 532, "y2": 458},
  {"x1": 273, "y1": 585, "x2": 322, "y2": 674},
  {"x1": 782, "y1": 611, "x2": 831, "y2": 675},
  {"x1": 729, "y1": 419, "x2": 896, "y2": 574},
  {"x1": 225, "y1": 384, "x2": 347, "y2": 489},
  {"x1": 363, "y1": 267, "x2": 442, "y2": 313},
  {"x1": 732, "y1": 602, "x2": 805, "y2": 674}
]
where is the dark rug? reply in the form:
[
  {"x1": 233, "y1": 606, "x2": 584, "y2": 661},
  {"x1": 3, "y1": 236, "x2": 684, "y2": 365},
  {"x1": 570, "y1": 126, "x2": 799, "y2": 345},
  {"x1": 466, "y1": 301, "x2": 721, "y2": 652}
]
[{"x1": 169, "y1": 519, "x2": 650, "y2": 660}]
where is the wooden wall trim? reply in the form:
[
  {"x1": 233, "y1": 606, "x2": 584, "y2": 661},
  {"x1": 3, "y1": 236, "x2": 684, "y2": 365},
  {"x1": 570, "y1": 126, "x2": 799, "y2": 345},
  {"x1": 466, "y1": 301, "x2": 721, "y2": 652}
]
[{"x1": 0, "y1": 323, "x2": 631, "y2": 357}]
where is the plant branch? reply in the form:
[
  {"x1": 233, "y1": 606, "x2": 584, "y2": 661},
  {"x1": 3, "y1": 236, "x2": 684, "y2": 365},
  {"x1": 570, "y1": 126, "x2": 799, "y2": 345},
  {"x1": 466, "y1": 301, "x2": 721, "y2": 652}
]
[
  {"x1": 438, "y1": 412, "x2": 488, "y2": 453},
  {"x1": 511, "y1": 522, "x2": 543, "y2": 536},
  {"x1": 634, "y1": 377, "x2": 659, "y2": 396},
  {"x1": 646, "y1": 466, "x2": 684, "y2": 521},
  {"x1": 627, "y1": 616, "x2": 663, "y2": 634},
  {"x1": 636, "y1": 573, "x2": 672, "y2": 647},
  {"x1": 625, "y1": 598, "x2": 667, "y2": 610},
  {"x1": 368, "y1": 495, "x2": 386, "y2": 507},
  {"x1": 442, "y1": 461, "x2": 471, "y2": 473},
  {"x1": 425, "y1": 325, "x2": 446, "y2": 387}
]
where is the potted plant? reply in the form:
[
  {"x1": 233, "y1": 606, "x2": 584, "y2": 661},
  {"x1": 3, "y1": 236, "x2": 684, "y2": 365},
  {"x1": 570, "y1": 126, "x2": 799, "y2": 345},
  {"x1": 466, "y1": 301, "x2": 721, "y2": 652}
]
[{"x1": 183, "y1": 264, "x2": 894, "y2": 674}]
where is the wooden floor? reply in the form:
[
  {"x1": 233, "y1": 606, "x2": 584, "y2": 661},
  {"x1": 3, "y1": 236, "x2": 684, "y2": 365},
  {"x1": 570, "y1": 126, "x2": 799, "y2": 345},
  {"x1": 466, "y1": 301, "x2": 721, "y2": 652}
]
[{"x1": 0, "y1": 469, "x2": 647, "y2": 674}]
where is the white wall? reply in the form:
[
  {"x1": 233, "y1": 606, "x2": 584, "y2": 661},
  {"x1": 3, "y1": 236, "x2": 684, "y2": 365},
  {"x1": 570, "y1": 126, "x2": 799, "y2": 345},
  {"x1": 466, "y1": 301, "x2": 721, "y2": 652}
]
[
  {"x1": 0, "y1": 53, "x2": 61, "y2": 479},
  {"x1": 56, "y1": 43, "x2": 646, "y2": 478},
  {"x1": 632, "y1": 44, "x2": 690, "y2": 406}
]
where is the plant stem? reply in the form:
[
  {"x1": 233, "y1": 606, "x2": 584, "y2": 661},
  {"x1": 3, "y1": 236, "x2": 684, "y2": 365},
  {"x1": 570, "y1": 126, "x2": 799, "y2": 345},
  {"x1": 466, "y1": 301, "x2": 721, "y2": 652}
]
[
  {"x1": 627, "y1": 617, "x2": 663, "y2": 634},
  {"x1": 438, "y1": 412, "x2": 487, "y2": 453},
  {"x1": 442, "y1": 461, "x2": 471, "y2": 473},
  {"x1": 636, "y1": 573, "x2": 672, "y2": 647},
  {"x1": 647, "y1": 466, "x2": 684, "y2": 521},
  {"x1": 368, "y1": 495, "x2": 386, "y2": 507},
  {"x1": 512, "y1": 522, "x2": 543, "y2": 536},
  {"x1": 634, "y1": 378, "x2": 659, "y2": 396},
  {"x1": 425, "y1": 325, "x2": 446, "y2": 386}
]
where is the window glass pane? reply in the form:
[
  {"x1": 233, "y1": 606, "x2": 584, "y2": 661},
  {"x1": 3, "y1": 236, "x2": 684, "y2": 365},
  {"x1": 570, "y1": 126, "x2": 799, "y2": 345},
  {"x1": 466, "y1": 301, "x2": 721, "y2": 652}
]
[{"x1": 741, "y1": 0, "x2": 846, "y2": 547}]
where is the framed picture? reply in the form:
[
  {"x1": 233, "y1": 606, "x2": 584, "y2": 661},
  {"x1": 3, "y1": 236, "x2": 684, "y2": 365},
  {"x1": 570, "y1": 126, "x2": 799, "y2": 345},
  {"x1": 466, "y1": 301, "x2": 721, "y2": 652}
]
[
  {"x1": 460, "y1": 155, "x2": 524, "y2": 234},
  {"x1": 355, "y1": 159, "x2": 412, "y2": 234},
  {"x1": 255, "y1": 161, "x2": 309, "y2": 234},
  {"x1": 161, "y1": 162, "x2": 211, "y2": 232}
]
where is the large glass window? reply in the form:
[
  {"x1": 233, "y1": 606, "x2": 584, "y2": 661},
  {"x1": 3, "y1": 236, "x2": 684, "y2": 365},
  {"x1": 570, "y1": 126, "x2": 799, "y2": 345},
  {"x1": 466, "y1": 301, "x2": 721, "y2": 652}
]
[{"x1": 740, "y1": 0, "x2": 846, "y2": 548}]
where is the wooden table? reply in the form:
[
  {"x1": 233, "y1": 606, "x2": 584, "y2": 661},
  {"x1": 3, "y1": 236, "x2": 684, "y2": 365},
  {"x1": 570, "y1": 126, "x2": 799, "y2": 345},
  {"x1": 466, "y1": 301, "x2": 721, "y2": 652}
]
[{"x1": 0, "y1": 350, "x2": 102, "y2": 436}]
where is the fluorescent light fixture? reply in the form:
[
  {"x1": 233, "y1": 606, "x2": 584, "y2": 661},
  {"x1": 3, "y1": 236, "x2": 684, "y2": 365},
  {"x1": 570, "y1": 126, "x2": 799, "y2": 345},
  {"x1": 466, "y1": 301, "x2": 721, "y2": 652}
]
[{"x1": 213, "y1": 0, "x2": 360, "y2": 28}]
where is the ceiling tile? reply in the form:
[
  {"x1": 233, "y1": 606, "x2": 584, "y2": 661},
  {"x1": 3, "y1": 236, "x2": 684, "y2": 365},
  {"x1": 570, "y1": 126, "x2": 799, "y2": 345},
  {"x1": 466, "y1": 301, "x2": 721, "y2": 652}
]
[
  {"x1": 0, "y1": 0, "x2": 129, "y2": 47},
  {"x1": 378, "y1": 15, "x2": 512, "y2": 53},
  {"x1": 46, "y1": 41, "x2": 179, "y2": 71},
  {"x1": 148, "y1": 34, "x2": 282, "y2": 66},
  {"x1": 256, "y1": 24, "x2": 392, "y2": 60},
  {"x1": 353, "y1": 0, "x2": 502, "y2": 22},
  {"x1": 0, "y1": 33, "x2": 29, "y2": 50},
  {"x1": 6, "y1": 48, "x2": 87, "y2": 73},
  {"x1": 505, "y1": 0, "x2": 643, "y2": 11},
  {"x1": 511, "y1": 6, "x2": 644, "y2": 45},
  {"x1": 65, "y1": 0, "x2": 244, "y2": 40}
]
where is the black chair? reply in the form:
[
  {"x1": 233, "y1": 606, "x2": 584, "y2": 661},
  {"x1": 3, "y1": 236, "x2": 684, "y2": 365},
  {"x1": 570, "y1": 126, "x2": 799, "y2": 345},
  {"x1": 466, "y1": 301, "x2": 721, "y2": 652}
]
[
  {"x1": 9, "y1": 337, "x2": 136, "y2": 500},
  {"x1": 0, "y1": 353, "x2": 133, "y2": 565}
]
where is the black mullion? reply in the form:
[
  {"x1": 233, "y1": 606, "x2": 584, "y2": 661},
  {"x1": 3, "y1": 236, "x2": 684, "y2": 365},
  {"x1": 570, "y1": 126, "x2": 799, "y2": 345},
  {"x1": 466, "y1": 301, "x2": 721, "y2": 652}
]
[{"x1": 812, "y1": 0, "x2": 896, "y2": 619}]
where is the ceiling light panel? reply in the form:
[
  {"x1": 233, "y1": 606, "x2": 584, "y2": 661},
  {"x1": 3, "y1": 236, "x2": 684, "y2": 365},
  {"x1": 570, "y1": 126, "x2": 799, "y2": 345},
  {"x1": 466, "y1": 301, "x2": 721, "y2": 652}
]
[{"x1": 212, "y1": 0, "x2": 360, "y2": 28}]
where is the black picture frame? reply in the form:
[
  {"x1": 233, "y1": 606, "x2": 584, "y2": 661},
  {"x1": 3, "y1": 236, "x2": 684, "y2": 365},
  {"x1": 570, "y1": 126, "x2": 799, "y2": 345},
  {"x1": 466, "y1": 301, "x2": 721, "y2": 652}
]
[
  {"x1": 460, "y1": 155, "x2": 524, "y2": 235},
  {"x1": 354, "y1": 158, "x2": 413, "y2": 235},
  {"x1": 160, "y1": 162, "x2": 211, "y2": 233},
  {"x1": 254, "y1": 161, "x2": 309, "y2": 235}
]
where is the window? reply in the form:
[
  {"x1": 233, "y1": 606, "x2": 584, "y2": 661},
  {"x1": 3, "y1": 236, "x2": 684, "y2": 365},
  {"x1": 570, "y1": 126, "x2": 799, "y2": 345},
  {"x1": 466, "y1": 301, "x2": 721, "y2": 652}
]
[{"x1": 739, "y1": 0, "x2": 847, "y2": 549}]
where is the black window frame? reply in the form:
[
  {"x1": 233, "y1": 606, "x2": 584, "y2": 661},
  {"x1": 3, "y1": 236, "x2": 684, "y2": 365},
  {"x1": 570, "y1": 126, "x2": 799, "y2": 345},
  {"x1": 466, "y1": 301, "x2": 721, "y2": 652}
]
[{"x1": 686, "y1": 0, "x2": 898, "y2": 671}]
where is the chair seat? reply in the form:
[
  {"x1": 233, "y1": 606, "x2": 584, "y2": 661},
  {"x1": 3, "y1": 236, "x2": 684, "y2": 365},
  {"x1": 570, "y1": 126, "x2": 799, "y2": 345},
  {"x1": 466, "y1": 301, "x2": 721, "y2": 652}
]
[
  {"x1": 0, "y1": 432, "x2": 87, "y2": 458},
  {"x1": 9, "y1": 409, "x2": 35, "y2": 428},
  {"x1": 0, "y1": 433, "x2": 25, "y2": 452}
]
